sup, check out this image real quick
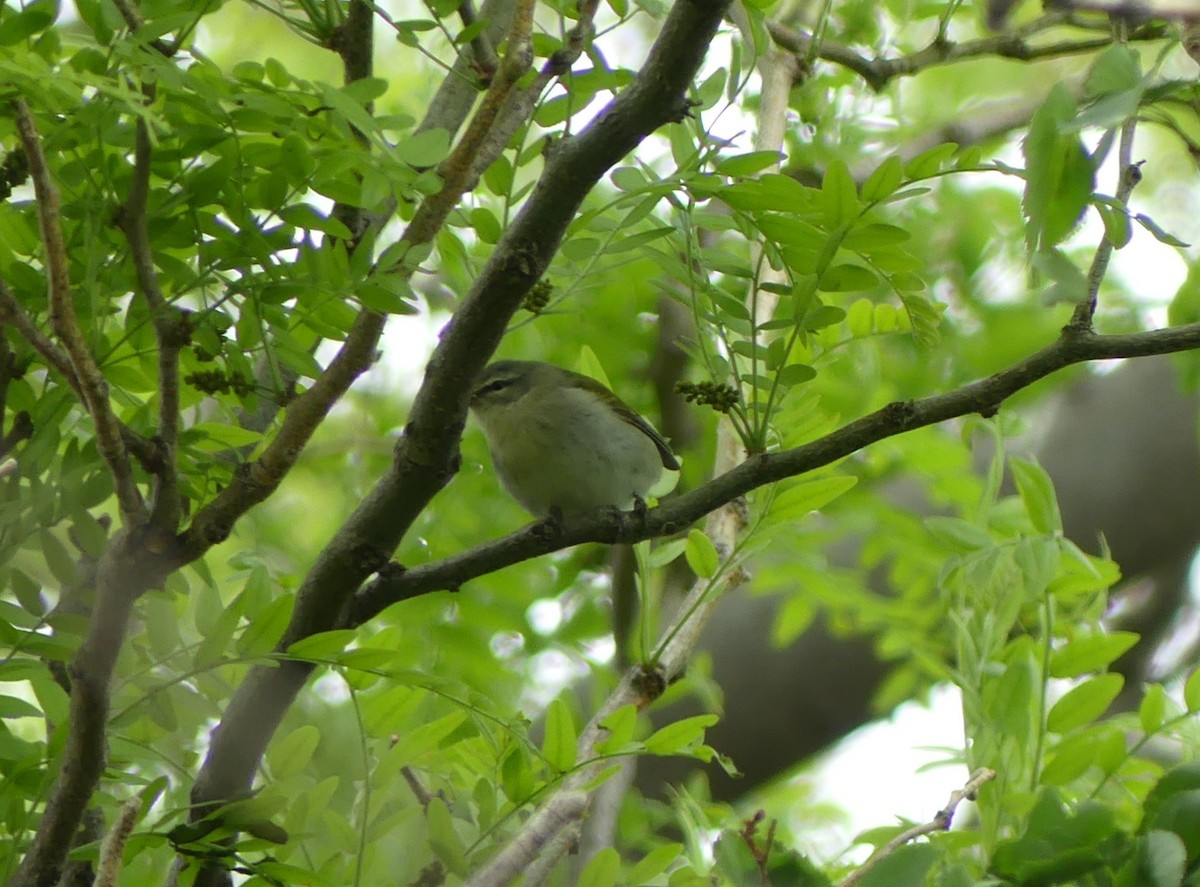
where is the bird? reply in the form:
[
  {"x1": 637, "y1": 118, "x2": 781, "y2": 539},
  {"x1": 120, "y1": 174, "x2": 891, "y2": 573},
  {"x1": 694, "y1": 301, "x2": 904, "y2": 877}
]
[{"x1": 469, "y1": 360, "x2": 679, "y2": 517}]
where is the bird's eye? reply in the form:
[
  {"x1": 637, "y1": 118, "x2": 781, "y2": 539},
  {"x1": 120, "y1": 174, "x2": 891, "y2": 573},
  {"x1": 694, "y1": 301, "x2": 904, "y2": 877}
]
[{"x1": 477, "y1": 378, "x2": 511, "y2": 396}]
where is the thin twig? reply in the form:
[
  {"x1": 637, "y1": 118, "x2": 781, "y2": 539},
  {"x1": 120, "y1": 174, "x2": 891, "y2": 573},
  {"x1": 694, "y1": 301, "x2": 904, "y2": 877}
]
[
  {"x1": 0, "y1": 275, "x2": 161, "y2": 471},
  {"x1": 108, "y1": 0, "x2": 175, "y2": 54},
  {"x1": 117, "y1": 113, "x2": 184, "y2": 531},
  {"x1": 1072, "y1": 112, "x2": 1140, "y2": 328},
  {"x1": 13, "y1": 99, "x2": 145, "y2": 520},
  {"x1": 839, "y1": 768, "x2": 997, "y2": 887},
  {"x1": 458, "y1": 0, "x2": 499, "y2": 80},
  {"x1": 94, "y1": 798, "x2": 142, "y2": 887},
  {"x1": 466, "y1": 0, "x2": 602, "y2": 186}
]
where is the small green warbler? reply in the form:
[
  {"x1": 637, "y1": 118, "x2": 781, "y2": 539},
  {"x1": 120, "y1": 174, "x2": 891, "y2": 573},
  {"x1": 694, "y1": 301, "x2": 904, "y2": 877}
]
[{"x1": 469, "y1": 360, "x2": 680, "y2": 516}]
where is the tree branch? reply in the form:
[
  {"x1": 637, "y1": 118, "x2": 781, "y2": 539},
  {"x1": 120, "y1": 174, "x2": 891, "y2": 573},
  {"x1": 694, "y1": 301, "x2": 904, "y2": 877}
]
[
  {"x1": 352, "y1": 321, "x2": 1200, "y2": 618},
  {"x1": 766, "y1": 12, "x2": 1166, "y2": 90},
  {"x1": 13, "y1": 99, "x2": 145, "y2": 520},
  {"x1": 0, "y1": 276, "x2": 163, "y2": 476},
  {"x1": 464, "y1": 0, "x2": 603, "y2": 187},
  {"x1": 1072, "y1": 110, "x2": 1140, "y2": 327},
  {"x1": 185, "y1": 0, "x2": 733, "y2": 864},
  {"x1": 839, "y1": 768, "x2": 997, "y2": 887},
  {"x1": 116, "y1": 112, "x2": 186, "y2": 533}
]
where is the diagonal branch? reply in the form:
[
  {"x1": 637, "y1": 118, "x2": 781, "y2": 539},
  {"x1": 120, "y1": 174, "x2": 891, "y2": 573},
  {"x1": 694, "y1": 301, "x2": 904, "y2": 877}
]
[
  {"x1": 186, "y1": 0, "x2": 733, "y2": 860},
  {"x1": 839, "y1": 768, "x2": 997, "y2": 887},
  {"x1": 351, "y1": 320, "x2": 1200, "y2": 619},
  {"x1": 13, "y1": 99, "x2": 145, "y2": 520}
]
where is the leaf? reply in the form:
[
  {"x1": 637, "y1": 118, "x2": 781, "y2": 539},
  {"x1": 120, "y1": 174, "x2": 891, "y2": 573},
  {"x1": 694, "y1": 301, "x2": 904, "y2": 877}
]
[
  {"x1": 1010, "y1": 457, "x2": 1062, "y2": 534},
  {"x1": 684, "y1": 529, "x2": 720, "y2": 579},
  {"x1": 285, "y1": 629, "x2": 356, "y2": 660},
  {"x1": 716, "y1": 150, "x2": 783, "y2": 177},
  {"x1": 819, "y1": 264, "x2": 877, "y2": 292},
  {"x1": 1096, "y1": 201, "x2": 1131, "y2": 249},
  {"x1": 427, "y1": 797, "x2": 469, "y2": 875},
  {"x1": 1135, "y1": 214, "x2": 1190, "y2": 248},
  {"x1": 772, "y1": 476, "x2": 857, "y2": 521},
  {"x1": 629, "y1": 842, "x2": 684, "y2": 883},
  {"x1": 904, "y1": 142, "x2": 959, "y2": 179},
  {"x1": 926, "y1": 516, "x2": 993, "y2": 552},
  {"x1": 578, "y1": 844, "x2": 624, "y2": 887},
  {"x1": 542, "y1": 698, "x2": 577, "y2": 771},
  {"x1": 578, "y1": 847, "x2": 620, "y2": 887},
  {"x1": 862, "y1": 155, "x2": 904, "y2": 202},
  {"x1": 596, "y1": 704, "x2": 638, "y2": 752},
  {"x1": 1022, "y1": 84, "x2": 1094, "y2": 250},
  {"x1": 1046, "y1": 673, "x2": 1124, "y2": 733},
  {"x1": 644, "y1": 714, "x2": 718, "y2": 755},
  {"x1": 1137, "y1": 830, "x2": 1187, "y2": 887},
  {"x1": 776, "y1": 363, "x2": 817, "y2": 386},
  {"x1": 1184, "y1": 666, "x2": 1200, "y2": 711},
  {"x1": 821, "y1": 157, "x2": 858, "y2": 228},
  {"x1": 269, "y1": 725, "x2": 321, "y2": 779},
  {"x1": 1048, "y1": 631, "x2": 1139, "y2": 678},
  {"x1": 1140, "y1": 683, "x2": 1168, "y2": 734},
  {"x1": 393, "y1": 127, "x2": 450, "y2": 167},
  {"x1": 1085, "y1": 43, "x2": 1142, "y2": 98}
]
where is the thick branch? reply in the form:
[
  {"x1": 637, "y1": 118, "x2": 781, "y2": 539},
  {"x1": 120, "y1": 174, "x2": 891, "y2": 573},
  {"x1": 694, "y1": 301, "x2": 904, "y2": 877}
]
[
  {"x1": 14, "y1": 99, "x2": 145, "y2": 519},
  {"x1": 767, "y1": 13, "x2": 1165, "y2": 90},
  {"x1": 13, "y1": 532, "x2": 175, "y2": 887},
  {"x1": 186, "y1": 0, "x2": 732, "y2": 850},
  {"x1": 352, "y1": 322, "x2": 1200, "y2": 618}
]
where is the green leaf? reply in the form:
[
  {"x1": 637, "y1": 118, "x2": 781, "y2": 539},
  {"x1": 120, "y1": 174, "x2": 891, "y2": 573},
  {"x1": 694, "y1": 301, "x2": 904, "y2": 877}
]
[
  {"x1": 1140, "y1": 683, "x2": 1168, "y2": 734},
  {"x1": 857, "y1": 843, "x2": 939, "y2": 887},
  {"x1": 1085, "y1": 43, "x2": 1142, "y2": 98},
  {"x1": 578, "y1": 847, "x2": 620, "y2": 887},
  {"x1": 543, "y1": 698, "x2": 577, "y2": 771},
  {"x1": 1010, "y1": 457, "x2": 1062, "y2": 533},
  {"x1": 777, "y1": 363, "x2": 817, "y2": 386},
  {"x1": 1096, "y1": 201, "x2": 1132, "y2": 248},
  {"x1": 596, "y1": 704, "x2": 638, "y2": 752},
  {"x1": 772, "y1": 476, "x2": 858, "y2": 521},
  {"x1": 644, "y1": 714, "x2": 717, "y2": 755},
  {"x1": 716, "y1": 150, "x2": 783, "y2": 177},
  {"x1": 1137, "y1": 830, "x2": 1187, "y2": 887},
  {"x1": 1022, "y1": 84, "x2": 1094, "y2": 250},
  {"x1": 821, "y1": 158, "x2": 858, "y2": 228},
  {"x1": 1184, "y1": 666, "x2": 1200, "y2": 711},
  {"x1": 629, "y1": 842, "x2": 684, "y2": 884},
  {"x1": 926, "y1": 516, "x2": 993, "y2": 552},
  {"x1": 684, "y1": 529, "x2": 720, "y2": 579},
  {"x1": 1048, "y1": 631, "x2": 1139, "y2": 678},
  {"x1": 1135, "y1": 214, "x2": 1190, "y2": 248},
  {"x1": 285, "y1": 629, "x2": 356, "y2": 660},
  {"x1": 269, "y1": 725, "x2": 321, "y2": 779},
  {"x1": 1046, "y1": 673, "x2": 1124, "y2": 733},
  {"x1": 904, "y1": 142, "x2": 959, "y2": 179},
  {"x1": 394, "y1": 127, "x2": 450, "y2": 167},
  {"x1": 862, "y1": 155, "x2": 903, "y2": 202},
  {"x1": 427, "y1": 797, "x2": 469, "y2": 875},
  {"x1": 819, "y1": 264, "x2": 877, "y2": 292}
]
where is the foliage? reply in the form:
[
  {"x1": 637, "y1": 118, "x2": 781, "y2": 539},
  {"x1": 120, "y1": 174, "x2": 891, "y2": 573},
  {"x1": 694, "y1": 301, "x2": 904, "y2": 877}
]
[{"x1": 1, "y1": 0, "x2": 1200, "y2": 884}]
